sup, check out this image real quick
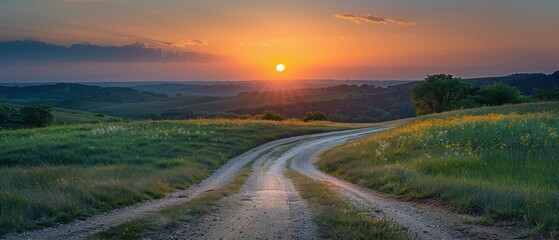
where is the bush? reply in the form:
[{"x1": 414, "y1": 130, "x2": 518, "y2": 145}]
[
  {"x1": 260, "y1": 111, "x2": 284, "y2": 121},
  {"x1": 302, "y1": 111, "x2": 329, "y2": 122},
  {"x1": 476, "y1": 83, "x2": 522, "y2": 106},
  {"x1": 0, "y1": 105, "x2": 8, "y2": 125},
  {"x1": 20, "y1": 105, "x2": 54, "y2": 127}
]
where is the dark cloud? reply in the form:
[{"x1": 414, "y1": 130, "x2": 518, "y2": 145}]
[
  {"x1": 335, "y1": 13, "x2": 416, "y2": 27},
  {"x1": 0, "y1": 40, "x2": 230, "y2": 63}
]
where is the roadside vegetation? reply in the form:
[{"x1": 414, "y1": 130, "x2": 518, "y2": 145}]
[
  {"x1": 286, "y1": 171, "x2": 409, "y2": 240},
  {"x1": 90, "y1": 167, "x2": 253, "y2": 240},
  {"x1": 0, "y1": 119, "x2": 348, "y2": 235},
  {"x1": 318, "y1": 102, "x2": 559, "y2": 237}
]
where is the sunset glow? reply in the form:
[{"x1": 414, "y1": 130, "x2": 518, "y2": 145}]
[{"x1": 1, "y1": 1, "x2": 559, "y2": 82}]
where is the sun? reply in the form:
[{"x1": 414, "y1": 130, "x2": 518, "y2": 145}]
[{"x1": 275, "y1": 64, "x2": 286, "y2": 72}]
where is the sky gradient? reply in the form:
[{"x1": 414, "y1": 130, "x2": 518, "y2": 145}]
[{"x1": 1, "y1": 0, "x2": 558, "y2": 82}]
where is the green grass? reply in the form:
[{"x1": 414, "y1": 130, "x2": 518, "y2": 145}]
[
  {"x1": 318, "y1": 102, "x2": 559, "y2": 237},
  {"x1": 0, "y1": 119, "x2": 348, "y2": 235},
  {"x1": 50, "y1": 108, "x2": 123, "y2": 124},
  {"x1": 90, "y1": 167, "x2": 253, "y2": 240},
  {"x1": 285, "y1": 171, "x2": 408, "y2": 240}
]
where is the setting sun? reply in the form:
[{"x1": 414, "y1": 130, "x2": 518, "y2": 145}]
[{"x1": 275, "y1": 64, "x2": 286, "y2": 72}]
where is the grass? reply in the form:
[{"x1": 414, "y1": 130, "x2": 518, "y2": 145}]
[
  {"x1": 318, "y1": 102, "x2": 559, "y2": 236},
  {"x1": 0, "y1": 119, "x2": 350, "y2": 235},
  {"x1": 90, "y1": 166, "x2": 253, "y2": 240},
  {"x1": 285, "y1": 170, "x2": 408, "y2": 240}
]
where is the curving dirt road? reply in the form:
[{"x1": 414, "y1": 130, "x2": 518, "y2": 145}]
[
  {"x1": 4, "y1": 127, "x2": 514, "y2": 239},
  {"x1": 171, "y1": 127, "x2": 513, "y2": 240}
]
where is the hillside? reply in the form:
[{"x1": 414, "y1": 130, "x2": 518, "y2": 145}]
[
  {"x1": 1, "y1": 71, "x2": 557, "y2": 122},
  {"x1": 465, "y1": 71, "x2": 559, "y2": 95},
  {"x1": 0, "y1": 102, "x2": 122, "y2": 129},
  {"x1": 0, "y1": 83, "x2": 166, "y2": 109},
  {"x1": 318, "y1": 102, "x2": 559, "y2": 237}
]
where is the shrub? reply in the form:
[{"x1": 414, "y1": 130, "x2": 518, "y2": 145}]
[
  {"x1": 260, "y1": 111, "x2": 284, "y2": 121},
  {"x1": 303, "y1": 111, "x2": 329, "y2": 122},
  {"x1": 20, "y1": 105, "x2": 54, "y2": 127},
  {"x1": 476, "y1": 83, "x2": 522, "y2": 106}
]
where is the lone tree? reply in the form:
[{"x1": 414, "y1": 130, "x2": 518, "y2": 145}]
[
  {"x1": 303, "y1": 111, "x2": 329, "y2": 122},
  {"x1": 412, "y1": 74, "x2": 472, "y2": 115},
  {"x1": 21, "y1": 105, "x2": 54, "y2": 127}
]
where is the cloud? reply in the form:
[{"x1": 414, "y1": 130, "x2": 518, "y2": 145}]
[
  {"x1": 0, "y1": 40, "x2": 231, "y2": 63},
  {"x1": 161, "y1": 39, "x2": 209, "y2": 48},
  {"x1": 335, "y1": 13, "x2": 416, "y2": 27}
]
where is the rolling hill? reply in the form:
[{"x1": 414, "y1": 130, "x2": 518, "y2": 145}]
[
  {"x1": 0, "y1": 83, "x2": 167, "y2": 109},
  {"x1": 465, "y1": 71, "x2": 559, "y2": 95},
  {"x1": 0, "y1": 102, "x2": 123, "y2": 129},
  {"x1": 0, "y1": 71, "x2": 557, "y2": 122}
]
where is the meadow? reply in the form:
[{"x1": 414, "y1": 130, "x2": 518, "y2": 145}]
[
  {"x1": 318, "y1": 102, "x2": 559, "y2": 237},
  {"x1": 0, "y1": 119, "x2": 347, "y2": 235}
]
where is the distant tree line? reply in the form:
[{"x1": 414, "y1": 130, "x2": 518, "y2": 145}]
[
  {"x1": 140, "y1": 109, "x2": 332, "y2": 123},
  {"x1": 0, "y1": 104, "x2": 54, "y2": 129},
  {"x1": 231, "y1": 83, "x2": 416, "y2": 123},
  {"x1": 412, "y1": 74, "x2": 534, "y2": 115}
]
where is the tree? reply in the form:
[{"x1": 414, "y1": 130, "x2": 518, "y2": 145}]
[
  {"x1": 260, "y1": 111, "x2": 284, "y2": 121},
  {"x1": 0, "y1": 105, "x2": 8, "y2": 125},
  {"x1": 20, "y1": 105, "x2": 54, "y2": 127},
  {"x1": 412, "y1": 74, "x2": 473, "y2": 115},
  {"x1": 303, "y1": 111, "x2": 329, "y2": 122},
  {"x1": 476, "y1": 83, "x2": 522, "y2": 106}
]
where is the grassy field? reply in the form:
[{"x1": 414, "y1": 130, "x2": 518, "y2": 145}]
[
  {"x1": 318, "y1": 102, "x2": 559, "y2": 237},
  {"x1": 286, "y1": 171, "x2": 408, "y2": 240},
  {"x1": 0, "y1": 119, "x2": 348, "y2": 235},
  {"x1": 90, "y1": 167, "x2": 253, "y2": 240}
]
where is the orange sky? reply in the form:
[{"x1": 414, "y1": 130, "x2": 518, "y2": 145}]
[{"x1": 1, "y1": 0, "x2": 558, "y2": 81}]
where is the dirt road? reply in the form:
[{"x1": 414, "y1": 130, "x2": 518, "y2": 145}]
[
  {"x1": 4, "y1": 128, "x2": 513, "y2": 239},
  {"x1": 2, "y1": 129, "x2": 370, "y2": 240}
]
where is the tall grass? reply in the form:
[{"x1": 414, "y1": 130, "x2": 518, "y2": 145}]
[
  {"x1": 90, "y1": 167, "x2": 253, "y2": 240},
  {"x1": 318, "y1": 102, "x2": 559, "y2": 236},
  {"x1": 0, "y1": 119, "x2": 347, "y2": 235}
]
